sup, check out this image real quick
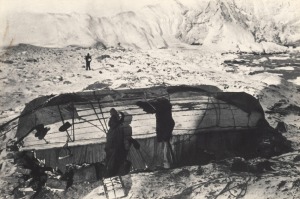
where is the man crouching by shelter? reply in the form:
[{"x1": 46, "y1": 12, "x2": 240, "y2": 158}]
[{"x1": 105, "y1": 108, "x2": 131, "y2": 177}]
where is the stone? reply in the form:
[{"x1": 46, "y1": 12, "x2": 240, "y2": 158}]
[
  {"x1": 293, "y1": 155, "x2": 300, "y2": 162},
  {"x1": 73, "y1": 165, "x2": 97, "y2": 183},
  {"x1": 275, "y1": 121, "x2": 288, "y2": 133},
  {"x1": 47, "y1": 178, "x2": 66, "y2": 189}
]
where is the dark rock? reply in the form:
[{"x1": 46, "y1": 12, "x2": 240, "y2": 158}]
[
  {"x1": 15, "y1": 167, "x2": 31, "y2": 175},
  {"x1": 63, "y1": 81, "x2": 72, "y2": 85},
  {"x1": 2, "y1": 60, "x2": 14, "y2": 64},
  {"x1": 25, "y1": 58, "x2": 38, "y2": 63},
  {"x1": 230, "y1": 157, "x2": 248, "y2": 172},
  {"x1": 293, "y1": 155, "x2": 300, "y2": 162},
  {"x1": 83, "y1": 82, "x2": 110, "y2": 90},
  {"x1": 293, "y1": 179, "x2": 300, "y2": 188},
  {"x1": 93, "y1": 41, "x2": 107, "y2": 49},
  {"x1": 13, "y1": 188, "x2": 27, "y2": 198},
  {"x1": 47, "y1": 178, "x2": 66, "y2": 189},
  {"x1": 73, "y1": 165, "x2": 97, "y2": 183},
  {"x1": 277, "y1": 181, "x2": 286, "y2": 190},
  {"x1": 255, "y1": 160, "x2": 274, "y2": 173},
  {"x1": 196, "y1": 166, "x2": 204, "y2": 175},
  {"x1": 266, "y1": 104, "x2": 300, "y2": 116},
  {"x1": 275, "y1": 121, "x2": 288, "y2": 133},
  {"x1": 6, "y1": 152, "x2": 15, "y2": 159},
  {"x1": 175, "y1": 169, "x2": 190, "y2": 178},
  {"x1": 137, "y1": 69, "x2": 142, "y2": 72},
  {"x1": 96, "y1": 55, "x2": 111, "y2": 62},
  {"x1": 54, "y1": 76, "x2": 63, "y2": 82}
]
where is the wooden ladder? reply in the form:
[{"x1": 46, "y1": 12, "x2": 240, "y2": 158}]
[{"x1": 98, "y1": 176, "x2": 126, "y2": 199}]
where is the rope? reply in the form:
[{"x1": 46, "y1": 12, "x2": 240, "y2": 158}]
[
  {"x1": 93, "y1": 91, "x2": 109, "y2": 132},
  {"x1": 135, "y1": 149, "x2": 149, "y2": 169},
  {"x1": 214, "y1": 177, "x2": 250, "y2": 199},
  {"x1": 167, "y1": 141, "x2": 177, "y2": 167},
  {"x1": 172, "y1": 96, "x2": 211, "y2": 147},
  {"x1": 143, "y1": 92, "x2": 157, "y2": 111},
  {"x1": 214, "y1": 163, "x2": 252, "y2": 199},
  {"x1": 229, "y1": 104, "x2": 236, "y2": 129},
  {"x1": 72, "y1": 103, "x2": 75, "y2": 141},
  {"x1": 71, "y1": 117, "x2": 106, "y2": 133},
  {"x1": 0, "y1": 123, "x2": 19, "y2": 137},
  {"x1": 98, "y1": 100, "x2": 109, "y2": 132},
  {"x1": 177, "y1": 172, "x2": 252, "y2": 199},
  {"x1": 57, "y1": 105, "x2": 73, "y2": 142},
  {"x1": 130, "y1": 148, "x2": 140, "y2": 170},
  {"x1": 58, "y1": 141, "x2": 72, "y2": 160},
  {"x1": 173, "y1": 96, "x2": 211, "y2": 146},
  {"x1": 90, "y1": 102, "x2": 107, "y2": 134}
]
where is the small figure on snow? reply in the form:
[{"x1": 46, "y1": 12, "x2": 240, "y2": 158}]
[{"x1": 85, "y1": 53, "x2": 92, "y2": 70}]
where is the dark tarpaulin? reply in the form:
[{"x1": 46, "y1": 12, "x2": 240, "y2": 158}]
[
  {"x1": 214, "y1": 92, "x2": 264, "y2": 115},
  {"x1": 16, "y1": 94, "x2": 82, "y2": 139},
  {"x1": 16, "y1": 95, "x2": 52, "y2": 139},
  {"x1": 16, "y1": 105, "x2": 78, "y2": 139},
  {"x1": 167, "y1": 85, "x2": 263, "y2": 115},
  {"x1": 45, "y1": 93, "x2": 88, "y2": 106},
  {"x1": 167, "y1": 85, "x2": 222, "y2": 93}
]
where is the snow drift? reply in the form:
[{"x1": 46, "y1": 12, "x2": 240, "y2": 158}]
[{"x1": 1, "y1": 0, "x2": 300, "y2": 51}]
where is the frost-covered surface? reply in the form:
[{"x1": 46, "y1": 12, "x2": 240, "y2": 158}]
[{"x1": 86, "y1": 159, "x2": 300, "y2": 199}]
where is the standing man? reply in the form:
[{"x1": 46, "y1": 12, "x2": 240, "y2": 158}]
[
  {"x1": 85, "y1": 53, "x2": 92, "y2": 70},
  {"x1": 105, "y1": 108, "x2": 125, "y2": 177},
  {"x1": 136, "y1": 98, "x2": 175, "y2": 169}
]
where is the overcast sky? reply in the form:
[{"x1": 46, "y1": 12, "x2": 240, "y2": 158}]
[{"x1": 0, "y1": 0, "x2": 165, "y2": 17}]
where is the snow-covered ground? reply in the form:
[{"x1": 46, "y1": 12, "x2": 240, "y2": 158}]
[
  {"x1": 1, "y1": 0, "x2": 300, "y2": 198},
  {"x1": 0, "y1": 43, "x2": 300, "y2": 199}
]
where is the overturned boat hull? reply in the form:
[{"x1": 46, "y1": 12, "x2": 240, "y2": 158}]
[{"x1": 15, "y1": 85, "x2": 290, "y2": 172}]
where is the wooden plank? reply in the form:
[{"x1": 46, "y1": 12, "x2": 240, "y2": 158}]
[
  {"x1": 21, "y1": 137, "x2": 106, "y2": 150},
  {"x1": 75, "y1": 102, "x2": 239, "y2": 118}
]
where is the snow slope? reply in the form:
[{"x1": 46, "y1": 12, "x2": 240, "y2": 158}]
[{"x1": 1, "y1": 0, "x2": 300, "y2": 51}]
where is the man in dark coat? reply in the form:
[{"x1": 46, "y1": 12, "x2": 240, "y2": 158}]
[
  {"x1": 105, "y1": 108, "x2": 126, "y2": 177},
  {"x1": 136, "y1": 98, "x2": 175, "y2": 169},
  {"x1": 85, "y1": 53, "x2": 92, "y2": 70},
  {"x1": 136, "y1": 98, "x2": 175, "y2": 142}
]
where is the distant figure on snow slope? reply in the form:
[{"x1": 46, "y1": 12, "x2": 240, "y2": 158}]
[{"x1": 85, "y1": 53, "x2": 92, "y2": 70}]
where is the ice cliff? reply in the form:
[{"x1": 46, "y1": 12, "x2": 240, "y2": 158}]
[{"x1": 1, "y1": 0, "x2": 300, "y2": 52}]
